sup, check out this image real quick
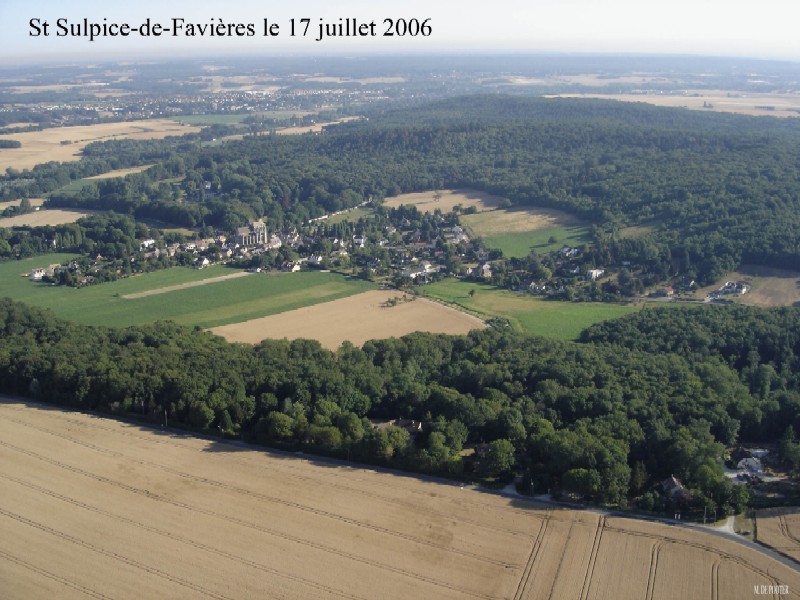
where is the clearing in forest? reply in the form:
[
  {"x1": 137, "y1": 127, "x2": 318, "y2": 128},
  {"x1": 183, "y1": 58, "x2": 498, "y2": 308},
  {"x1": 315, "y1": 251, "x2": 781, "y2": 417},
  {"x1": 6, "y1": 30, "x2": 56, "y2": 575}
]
[
  {"x1": 691, "y1": 265, "x2": 800, "y2": 307},
  {"x1": 210, "y1": 289, "x2": 487, "y2": 349},
  {"x1": 0, "y1": 400, "x2": 797, "y2": 600},
  {"x1": 382, "y1": 189, "x2": 504, "y2": 214},
  {"x1": 0, "y1": 120, "x2": 200, "y2": 172},
  {"x1": 460, "y1": 206, "x2": 591, "y2": 257},
  {"x1": 274, "y1": 117, "x2": 362, "y2": 135}
]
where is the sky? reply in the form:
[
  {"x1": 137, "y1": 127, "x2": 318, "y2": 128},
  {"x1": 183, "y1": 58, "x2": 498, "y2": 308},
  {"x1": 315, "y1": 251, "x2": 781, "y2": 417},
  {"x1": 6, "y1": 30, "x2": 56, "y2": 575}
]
[{"x1": 1, "y1": 0, "x2": 799, "y2": 64}]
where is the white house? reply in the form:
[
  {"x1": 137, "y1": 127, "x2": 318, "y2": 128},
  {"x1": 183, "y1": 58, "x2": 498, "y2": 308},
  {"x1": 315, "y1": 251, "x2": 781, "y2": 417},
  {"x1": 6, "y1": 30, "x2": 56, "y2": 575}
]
[{"x1": 587, "y1": 269, "x2": 605, "y2": 280}]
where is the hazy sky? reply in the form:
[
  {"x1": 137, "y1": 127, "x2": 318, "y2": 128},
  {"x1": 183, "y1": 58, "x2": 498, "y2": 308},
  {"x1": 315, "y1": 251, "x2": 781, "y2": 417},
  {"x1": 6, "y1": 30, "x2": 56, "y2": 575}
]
[{"x1": 1, "y1": 0, "x2": 799, "y2": 64}]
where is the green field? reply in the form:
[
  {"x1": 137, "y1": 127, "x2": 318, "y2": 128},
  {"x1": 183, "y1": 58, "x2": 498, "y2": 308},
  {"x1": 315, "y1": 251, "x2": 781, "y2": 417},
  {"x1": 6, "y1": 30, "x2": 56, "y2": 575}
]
[
  {"x1": 482, "y1": 224, "x2": 592, "y2": 258},
  {"x1": 0, "y1": 256, "x2": 374, "y2": 328},
  {"x1": 46, "y1": 179, "x2": 94, "y2": 198},
  {"x1": 325, "y1": 206, "x2": 375, "y2": 225},
  {"x1": 422, "y1": 278, "x2": 639, "y2": 339},
  {"x1": 460, "y1": 207, "x2": 592, "y2": 258}
]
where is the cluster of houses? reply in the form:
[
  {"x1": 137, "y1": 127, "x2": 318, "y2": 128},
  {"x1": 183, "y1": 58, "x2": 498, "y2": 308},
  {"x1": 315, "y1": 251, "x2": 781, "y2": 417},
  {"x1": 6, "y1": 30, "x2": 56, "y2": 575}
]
[
  {"x1": 27, "y1": 261, "x2": 94, "y2": 286},
  {"x1": 731, "y1": 447, "x2": 769, "y2": 481},
  {"x1": 27, "y1": 264, "x2": 61, "y2": 281}
]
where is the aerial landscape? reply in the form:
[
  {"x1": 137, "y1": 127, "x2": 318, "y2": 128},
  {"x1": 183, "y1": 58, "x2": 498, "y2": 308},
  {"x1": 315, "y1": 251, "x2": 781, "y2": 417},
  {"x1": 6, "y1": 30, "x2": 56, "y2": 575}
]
[{"x1": 1, "y1": 0, "x2": 799, "y2": 598}]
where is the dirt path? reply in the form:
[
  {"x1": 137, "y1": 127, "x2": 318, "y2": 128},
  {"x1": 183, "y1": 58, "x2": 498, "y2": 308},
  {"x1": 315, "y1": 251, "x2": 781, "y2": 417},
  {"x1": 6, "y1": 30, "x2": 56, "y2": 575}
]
[{"x1": 121, "y1": 271, "x2": 252, "y2": 299}]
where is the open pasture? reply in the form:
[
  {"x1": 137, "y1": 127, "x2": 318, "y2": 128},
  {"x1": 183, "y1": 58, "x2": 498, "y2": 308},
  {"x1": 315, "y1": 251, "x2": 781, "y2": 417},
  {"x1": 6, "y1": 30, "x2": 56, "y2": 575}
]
[
  {"x1": 210, "y1": 289, "x2": 487, "y2": 349},
  {"x1": 382, "y1": 189, "x2": 504, "y2": 214},
  {"x1": 0, "y1": 259, "x2": 373, "y2": 329},
  {"x1": 0, "y1": 399, "x2": 797, "y2": 600},
  {"x1": 756, "y1": 508, "x2": 800, "y2": 563},
  {"x1": 422, "y1": 278, "x2": 638, "y2": 340},
  {"x1": 0, "y1": 120, "x2": 200, "y2": 172}
]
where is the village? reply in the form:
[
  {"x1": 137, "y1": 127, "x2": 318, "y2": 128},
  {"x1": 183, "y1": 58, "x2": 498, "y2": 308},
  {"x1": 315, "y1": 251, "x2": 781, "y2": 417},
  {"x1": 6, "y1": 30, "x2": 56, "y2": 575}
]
[{"x1": 23, "y1": 197, "x2": 708, "y2": 306}]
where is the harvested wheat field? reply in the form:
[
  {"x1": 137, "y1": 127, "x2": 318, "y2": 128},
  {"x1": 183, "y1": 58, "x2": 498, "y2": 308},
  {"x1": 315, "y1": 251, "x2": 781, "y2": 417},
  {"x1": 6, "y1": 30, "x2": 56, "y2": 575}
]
[
  {"x1": 0, "y1": 120, "x2": 200, "y2": 172},
  {"x1": 0, "y1": 399, "x2": 798, "y2": 600},
  {"x1": 210, "y1": 289, "x2": 486, "y2": 349},
  {"x1": 756, "y1": 507, "x2": 800, "y2": 563},
  {"x1": 0, "y1": 208, "x2": 95, "y2": 227},
  {"x1": 383, "y1": 189, "x2": 504, "y2": 214},
  {"x1": 0, "y1": 198, "x2": 45, "y2": 212}
]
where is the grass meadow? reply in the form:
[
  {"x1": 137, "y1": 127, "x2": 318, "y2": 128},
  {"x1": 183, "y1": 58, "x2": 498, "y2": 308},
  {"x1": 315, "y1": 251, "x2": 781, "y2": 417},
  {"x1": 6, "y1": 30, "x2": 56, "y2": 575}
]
[
  {"x1": 422, "y1": 278, "x2": 639, "y2": 339},
  {"x1": 481, "y1": 224, "x2": 592, "y2": 257},
  {"x1": 459, "y1": 206, "x2": 592, "y2": 258},
  {"x1": 325, "y1": 206, "x2": 375, "y2": 225},
  {"x1": 0, "y1": 257, "x2": 373, "y2": 328}
]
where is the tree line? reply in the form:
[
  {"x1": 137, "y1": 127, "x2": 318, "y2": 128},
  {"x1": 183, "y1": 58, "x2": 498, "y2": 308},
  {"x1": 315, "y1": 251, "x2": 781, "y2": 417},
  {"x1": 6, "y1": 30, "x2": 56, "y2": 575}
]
[{"x1": 1, "y1": 298, "x2": 796, "y2": 514}]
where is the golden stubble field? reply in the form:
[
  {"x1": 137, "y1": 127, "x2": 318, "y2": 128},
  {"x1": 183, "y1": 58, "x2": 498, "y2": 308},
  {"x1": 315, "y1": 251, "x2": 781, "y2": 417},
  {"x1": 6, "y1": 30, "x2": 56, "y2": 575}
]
[
  {"x1": 0, "y1": 198, "x2": 45, "y2": 212},
  {"x1": 382, "y1": 189, "x2": 504, "y2": 214},
  {"x1": 0, "y1": 208, "x2": 96, "y2": 227},
  {"x1": 546, "y1": 91, "x2": 800, "y2": 118},
  {"x1": 210, "y1": 289, "x2": 487, "y2": 349},
  {"x1": 0, "y1": 120, "x2": 200, "y2": 172},
  {"x1": 756, "y1": 508, "x2": 800, "y2": 563},
  {"x1": 0, "y1": 400, "x2": 798, "y2": 600}
]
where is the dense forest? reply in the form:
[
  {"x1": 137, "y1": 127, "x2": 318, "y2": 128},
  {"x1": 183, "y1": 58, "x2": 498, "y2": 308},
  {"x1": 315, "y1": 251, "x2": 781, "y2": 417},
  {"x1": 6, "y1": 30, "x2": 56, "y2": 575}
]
[{"x1": 2, "y1": 298, "x2": 797, "y2": 514}]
